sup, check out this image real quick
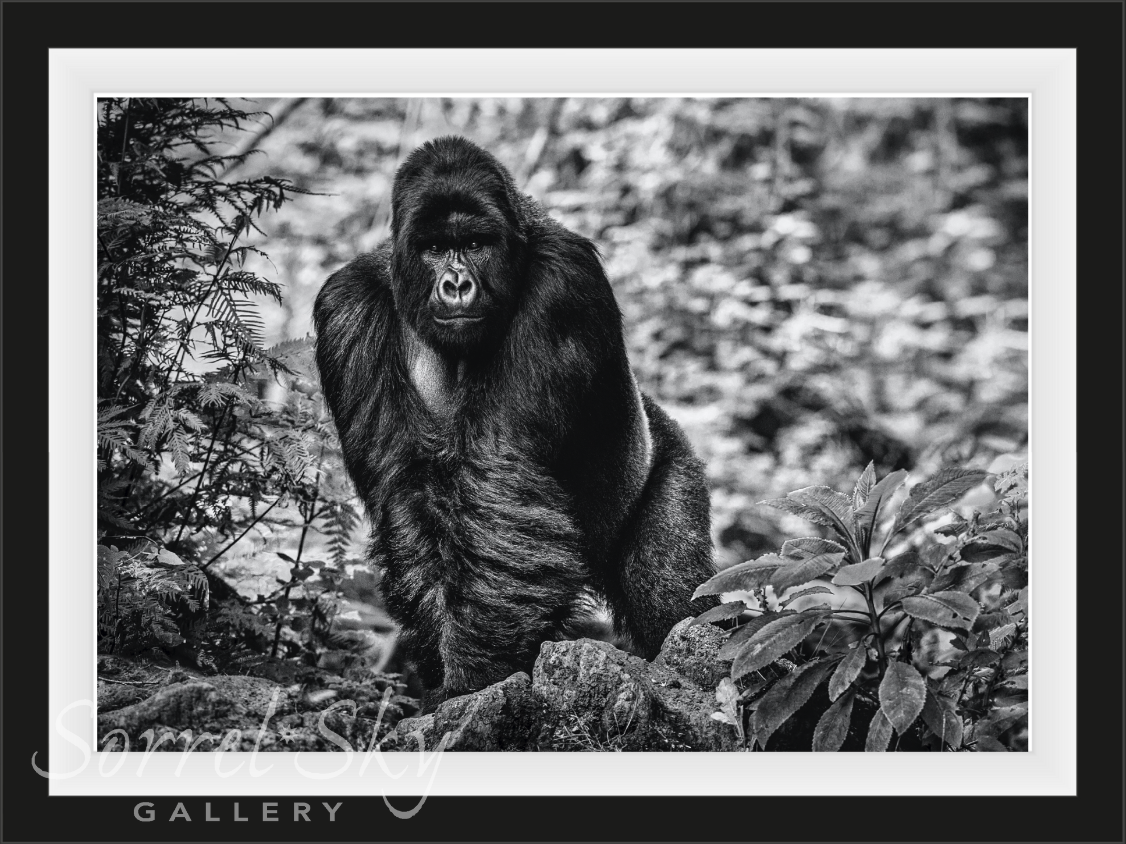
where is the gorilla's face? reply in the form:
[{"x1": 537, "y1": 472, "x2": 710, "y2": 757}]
[
  {"x1": 390, "y1": 141, "x2": 525, "y2": 358},
  {"x1": 414, "y1": 211, "x2": 508, "y2": 354}
]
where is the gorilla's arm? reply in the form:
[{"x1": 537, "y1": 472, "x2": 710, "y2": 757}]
[{"x1": 313, "y1": 247, "x2": 422, "y2": 512}]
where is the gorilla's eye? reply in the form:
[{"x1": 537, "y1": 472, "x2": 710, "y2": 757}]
[
  {"x1": 426, "y1": 244, "x2": 442, "y2": 255},
  {"x1": 467, "y1": 241, "x2": 481, "y2": 251}
]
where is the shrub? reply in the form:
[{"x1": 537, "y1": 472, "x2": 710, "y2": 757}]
[
  {"x1": 96, "y1": 99, "x2": 358, "y2": 664},
  {"x1": 695, "y1": 460, "x2": 1028, "y2": 751}
]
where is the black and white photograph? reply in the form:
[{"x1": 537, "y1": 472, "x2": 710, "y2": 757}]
[
  {"x1": 94, "y1": 96, "x2": 1030, "y2": 755},
  {"x1": 7, "y1": 3, "x2": 1122, "y2": 839}
]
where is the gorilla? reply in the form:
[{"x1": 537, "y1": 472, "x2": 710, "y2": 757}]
[{"x1": 314, "y1": 136, "x2": 714, "y2": 708}]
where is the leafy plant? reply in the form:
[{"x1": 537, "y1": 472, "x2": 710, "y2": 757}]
[
  {"x1": 95, "y1": 98, "x2": 364, "y2": 665},
  {"x1": 695, "y1": 460, "x2": 1028, "y2": 751},
  {"x1": 97, "y1": 543, "x2": 208, "y2": 653}
]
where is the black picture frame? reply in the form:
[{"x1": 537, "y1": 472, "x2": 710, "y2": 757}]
[{"x1": 3, "y1": 2, "x2": 1121, "y2": 842}]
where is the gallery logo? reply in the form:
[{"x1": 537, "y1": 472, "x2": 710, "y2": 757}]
[{"x1": 32, "y1": 687, "x2": 452, "y2": 819}]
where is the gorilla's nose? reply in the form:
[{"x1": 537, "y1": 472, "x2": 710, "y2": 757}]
[{"x1": 438, "y1": 269, "x2": 476, "y2": 307}]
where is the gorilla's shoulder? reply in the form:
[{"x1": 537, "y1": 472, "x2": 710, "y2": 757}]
[
  {"x1": 315, "y1": 243, "x2": 394, "y2": 325},
  {"x1": 517, "y1": 195, "x2": 602, "y2": 271},
  {"x1": 328, "y1": 243, "x2": 393, "y2": 289}
]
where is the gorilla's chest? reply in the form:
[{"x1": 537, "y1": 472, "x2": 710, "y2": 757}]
[{"x1": 402, "y1": 328, "x2": 463, "y2": 416}]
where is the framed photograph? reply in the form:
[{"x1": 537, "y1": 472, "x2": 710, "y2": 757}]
[{"x1": 3, "y1": 2, "x2": 1120, "y2": 842}]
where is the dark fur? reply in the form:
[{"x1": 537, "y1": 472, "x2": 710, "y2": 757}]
[{"x1": 314, "y1": 137, "x2": 715, "y2": 708}]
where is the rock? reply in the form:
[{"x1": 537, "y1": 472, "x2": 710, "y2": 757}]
[
  {"x1": 533, "y1": 639, "x2": 739, "y2": 751},
  {"x1": 378, "y1": 673, "x2": 542, "y2": 752},
  {"x1": 653, "y1": 617, "x2": 731, "y2": 689},
  {"x1": 95, "y1": 633, "x2": 744, "y2": 753},
  {"x1": 97, "y1": 680, "x2": 149, "y2": 714},
  {"x1": 97, "y1": 681, "x2": 231, "y2": 738}
]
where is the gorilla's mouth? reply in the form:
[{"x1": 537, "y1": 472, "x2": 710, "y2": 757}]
[{"x1": 434, "y1": 315, "x2": 484, "y2": 325}]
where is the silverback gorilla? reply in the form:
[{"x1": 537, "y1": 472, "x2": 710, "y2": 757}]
[{"x1": 314, "y1": 137, "x2": 715, "y2": 708}]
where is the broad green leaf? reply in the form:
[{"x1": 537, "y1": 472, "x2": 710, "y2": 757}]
[
  {"x1": 787, "y1": 486, "x2": 858, "y2": 545},
  {"x1": 892, "y1": 468, "x2": 990, "y2": 535},
  {"x1": 854, "y1": 469, "x2": 907, "y2": 541},
  {"x1": 717, "y1": 612, "x2": 794, "y2": 660},
  {"x1": 751, "y1": 659, "x2": 836, "y2": 747},
  {"x1": 769, "y1": 551, "x2": 845, "y2": 594},
  {"x1": 852, "y1": 461, "x2": 876, "y2": 509},
  {"x1": 879, "y1": 662, "x2": 926, "y2": 733},
  {"x1": 690, "y1": 601, "x2": 747, "y2": 626},
  {"x1": 865, "y1": 708, "x2": 894, "y2": 752},
  {"x1": 901, "y1": 591, "x2": 980, "y2": 631},
  {"x1": 779, "y1": 585, "x2": 834, "y2": 608},
  {"x1": 732, "y1": 612, "x2": 826, "y2": 679},
  {"x1": 921, "y1": 689, "x2": 963, "y2": 749},
  {"x1": 781, "y1": 536, "x2": 847, "y2": 559},
  {"x1": 828, "y1": 642, "x2": 868, "y2": 701},
  {"x1": 692, "y1": 555, "x2": 784, "y2": 599},
  {"x1": 813, "y1": 688, "x2": 855, "y2": 752},
  {"x1": 832, "y1": 557, "x2": 886, "y2": 586}
]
